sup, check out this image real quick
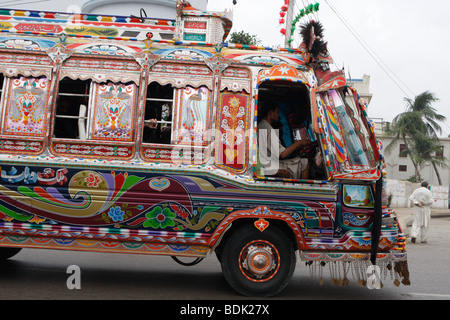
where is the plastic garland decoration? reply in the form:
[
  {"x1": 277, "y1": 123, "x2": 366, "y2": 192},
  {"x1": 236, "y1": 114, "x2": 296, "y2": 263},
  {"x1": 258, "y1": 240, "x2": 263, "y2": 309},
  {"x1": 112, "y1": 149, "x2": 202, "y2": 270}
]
[{"x1": 279, "y1": 1, "x2": 320, "y2": 45}]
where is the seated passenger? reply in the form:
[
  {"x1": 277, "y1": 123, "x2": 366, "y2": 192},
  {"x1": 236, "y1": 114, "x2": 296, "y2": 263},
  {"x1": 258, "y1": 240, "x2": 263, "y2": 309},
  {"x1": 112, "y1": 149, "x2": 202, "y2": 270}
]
[{"x1": 257, "y1": 100, "x2": 310, "y2": 179}]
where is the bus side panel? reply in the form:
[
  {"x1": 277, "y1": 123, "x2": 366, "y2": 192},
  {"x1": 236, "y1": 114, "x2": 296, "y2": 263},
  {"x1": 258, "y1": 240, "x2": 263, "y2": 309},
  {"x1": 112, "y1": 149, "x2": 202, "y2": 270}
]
[{"x1": 0, "y1": 163, "x2": 397, "y2": 254}]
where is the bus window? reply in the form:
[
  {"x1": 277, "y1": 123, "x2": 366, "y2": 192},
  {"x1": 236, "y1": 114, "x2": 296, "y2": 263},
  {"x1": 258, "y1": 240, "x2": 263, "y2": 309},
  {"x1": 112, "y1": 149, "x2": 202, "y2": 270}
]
[
  {"x1": 54, "y1": 78, "x2": 91, "y2": 140},
  {"x1": 330, "y1": 90, "x2": 370, "y2": 167},
  {"x1": 342, "y1": 88, "x2": 376, "y2": 167},
  {"x1": 143, "y1": 81, "x2": 174, "y2": 144}
]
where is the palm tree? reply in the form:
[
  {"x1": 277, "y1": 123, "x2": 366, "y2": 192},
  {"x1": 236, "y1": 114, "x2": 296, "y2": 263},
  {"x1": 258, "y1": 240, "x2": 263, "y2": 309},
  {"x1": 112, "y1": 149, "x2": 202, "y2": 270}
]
[
  {"x1": 385, "y1": 111, "x2": 425, "y2": 182},
  {"x1": 404, "y1": 91, "x2": 445, "y2": 138},
  {"x1": 406, "y1": 131, "x2": 448, "y2": 184},
  {"x1": 385, "y1": 91, "x2": 447, "y2": 184}
]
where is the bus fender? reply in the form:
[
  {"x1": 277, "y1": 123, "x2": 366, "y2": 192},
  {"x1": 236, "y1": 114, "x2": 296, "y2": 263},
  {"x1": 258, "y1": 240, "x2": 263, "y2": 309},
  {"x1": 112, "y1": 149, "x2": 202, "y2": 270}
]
[{"x1": 207, "y1": 205, "x2": 306, "y2": 251}]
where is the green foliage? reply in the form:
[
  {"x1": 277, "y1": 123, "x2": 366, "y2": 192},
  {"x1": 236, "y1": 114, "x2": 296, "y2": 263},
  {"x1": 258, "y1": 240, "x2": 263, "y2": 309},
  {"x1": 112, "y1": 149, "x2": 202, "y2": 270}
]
[
  {"x1": 228, "y1": 30, "x2": 261, "y2": 46},
  {"x1": 384, "y1": 91, "x2": 447, "y2": 184}
]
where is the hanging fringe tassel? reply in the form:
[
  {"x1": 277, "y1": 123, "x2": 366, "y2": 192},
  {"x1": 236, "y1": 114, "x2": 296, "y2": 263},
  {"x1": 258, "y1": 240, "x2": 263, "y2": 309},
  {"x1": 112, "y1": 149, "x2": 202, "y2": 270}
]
[{"x1": 306, "y1": 259, "x2": 411, "y2": 287}]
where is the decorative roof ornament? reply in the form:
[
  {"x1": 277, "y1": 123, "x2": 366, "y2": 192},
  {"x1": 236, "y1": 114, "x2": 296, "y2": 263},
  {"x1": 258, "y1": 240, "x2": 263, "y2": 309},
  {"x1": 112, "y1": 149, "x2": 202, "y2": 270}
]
[
  {"x1": 299, "y1": 20, "x2": 332, "y2": 67},
  {"x1": 46, "y1": 33, "x2": 73, "y2": 65},
  {"x1": 133, "y1": 33, "x2": 160, "y2": 70},
  {"x1": 205, "y1": 44, "x2": 232, "y2": 75},
  {"x1": 174, "y1": 0, "x2": 233, "y2": 43}
]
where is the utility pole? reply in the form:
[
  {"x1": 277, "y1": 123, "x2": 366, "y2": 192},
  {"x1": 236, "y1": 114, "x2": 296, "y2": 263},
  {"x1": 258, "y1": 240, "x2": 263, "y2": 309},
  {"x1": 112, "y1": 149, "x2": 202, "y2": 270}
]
[{"x1": 284, "y1": 0, "x2": 295, "y2": 48}]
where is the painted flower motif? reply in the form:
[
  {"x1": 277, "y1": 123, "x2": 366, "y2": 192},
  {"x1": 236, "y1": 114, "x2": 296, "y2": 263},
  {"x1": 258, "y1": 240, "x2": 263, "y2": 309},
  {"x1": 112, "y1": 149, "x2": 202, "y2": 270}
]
[
  {"x1": 243, "y1": 55, "x2": 283, "y2": 64},
  {"x1": 108, "y1": 206, "x2": 125, "y2": 222},
  {"x1": 169, "y1": 203, "x2": 189, "y2": 219},
  {"x1": 85, "y1": 173, "x2": 101, "y2": 187},
  {"x1": 87, "y1": 45, "x2": 126, "y2": 55},
  {"x1": 144, "y1": 206, "x2": 176, "y2": 229},
  {"x1": 1, "y1": 39, "x2": 40, "y2": 50},
  {"x1": 169, "y1": 50, "x2": 203, "y2": 60}
]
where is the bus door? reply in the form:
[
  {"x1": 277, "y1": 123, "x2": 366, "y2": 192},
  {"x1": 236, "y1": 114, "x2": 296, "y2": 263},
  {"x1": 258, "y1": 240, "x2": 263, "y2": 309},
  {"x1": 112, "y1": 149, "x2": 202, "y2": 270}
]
[{"x1": 254, "y1": 64, "x2": 328, "y2": 182}]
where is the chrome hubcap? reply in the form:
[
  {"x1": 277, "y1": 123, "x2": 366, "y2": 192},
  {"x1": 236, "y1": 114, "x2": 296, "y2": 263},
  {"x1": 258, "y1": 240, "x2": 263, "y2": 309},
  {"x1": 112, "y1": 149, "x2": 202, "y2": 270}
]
[{"x1": 239, "y1": 240, "x2": 280, "y2": 282}]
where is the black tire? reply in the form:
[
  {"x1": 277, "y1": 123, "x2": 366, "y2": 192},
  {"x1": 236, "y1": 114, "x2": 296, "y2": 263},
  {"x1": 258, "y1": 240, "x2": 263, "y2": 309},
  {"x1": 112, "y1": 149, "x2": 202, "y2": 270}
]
[
  {"x1": 0, "y1": 247, "x2": 21, "y2": 260},
  {"x1": 220, "y1": 224, "x2": 296, "y2": 297}
]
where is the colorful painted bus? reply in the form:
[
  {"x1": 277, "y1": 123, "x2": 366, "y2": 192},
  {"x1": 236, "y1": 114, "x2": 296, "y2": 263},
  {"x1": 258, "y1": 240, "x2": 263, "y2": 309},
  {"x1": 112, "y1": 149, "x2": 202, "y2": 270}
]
[{"x1": 0, "y1": 1, "x2": 409, "y2": 296}]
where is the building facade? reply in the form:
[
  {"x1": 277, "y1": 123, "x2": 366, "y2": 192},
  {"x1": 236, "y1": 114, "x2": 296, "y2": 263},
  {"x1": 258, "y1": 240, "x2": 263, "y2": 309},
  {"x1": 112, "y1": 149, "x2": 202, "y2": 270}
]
[
  {"x1": 349, "y1": 75, "x2": 449, "y2": 187},
  {"x1": 376, "y1": 127, "x2": 450, "y2": 187},
  {"x1": 347, "y1": 74, "x2": 373, "y2": 105}
]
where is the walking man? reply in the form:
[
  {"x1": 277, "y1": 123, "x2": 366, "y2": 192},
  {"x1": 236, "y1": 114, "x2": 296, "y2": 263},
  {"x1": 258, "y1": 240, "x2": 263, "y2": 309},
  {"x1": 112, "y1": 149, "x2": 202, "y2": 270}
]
[{"x1": 409, "y1": 181, "x2": 434, "y2": 243}]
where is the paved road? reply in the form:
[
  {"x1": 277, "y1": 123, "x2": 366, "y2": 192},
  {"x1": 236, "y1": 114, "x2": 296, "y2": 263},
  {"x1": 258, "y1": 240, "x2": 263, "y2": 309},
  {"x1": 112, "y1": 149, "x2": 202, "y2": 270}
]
[{"x1": 1, "y1": 217, "x2": 450, "y2": 302}]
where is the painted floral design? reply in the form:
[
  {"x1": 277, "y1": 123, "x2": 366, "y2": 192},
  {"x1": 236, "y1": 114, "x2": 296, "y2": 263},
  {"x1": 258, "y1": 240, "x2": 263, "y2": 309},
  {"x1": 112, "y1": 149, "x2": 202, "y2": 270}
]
[
  {"x1": 85, "y1": 44, "x2": 127, "y2": 56},
  {"x1": 168, "y1": 49, "x2": 204, "y2": 60},
  {"x1": 144, "y1": 206, "x2": 176, "y2": 229},
  {"x1": 1, "y1": 39, "x2": 40, "y2": 50},
  {"x1": 108, "y1": 206, "x2": 125, "y2": 222},
  {"x1": 85, "y1": 173, "x2": 101, "y2": 187}
]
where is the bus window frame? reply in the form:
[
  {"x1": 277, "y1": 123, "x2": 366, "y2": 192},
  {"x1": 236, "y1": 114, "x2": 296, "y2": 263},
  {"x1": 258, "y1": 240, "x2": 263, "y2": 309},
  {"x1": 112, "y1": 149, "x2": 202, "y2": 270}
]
[
  {"x1": 53, "y1": 77, "x2": 92, "y2": 140},
  {"x1": 142, "y1": 81, "x2": 175, "y2": 146},
  {"x1": 253, "y1": 80, "x2": 329, "y2": 184},
  {"x1": 50, "y1": 75, "x2": 139, "y2": 160}
]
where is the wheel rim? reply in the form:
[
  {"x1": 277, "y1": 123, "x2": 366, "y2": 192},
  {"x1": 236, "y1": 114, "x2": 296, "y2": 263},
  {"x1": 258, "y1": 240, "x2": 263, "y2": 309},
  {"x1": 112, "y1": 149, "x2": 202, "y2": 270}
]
[{"x1": 238, "y1": 240, "x2": 280, "y2": 282}]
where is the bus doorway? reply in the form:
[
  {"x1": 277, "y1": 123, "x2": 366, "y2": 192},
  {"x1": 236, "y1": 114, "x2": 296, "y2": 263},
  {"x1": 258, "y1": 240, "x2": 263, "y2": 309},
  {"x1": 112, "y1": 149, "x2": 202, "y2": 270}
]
[{"x1": 255, "y1": 81, "x2": 326, "y2": 182}]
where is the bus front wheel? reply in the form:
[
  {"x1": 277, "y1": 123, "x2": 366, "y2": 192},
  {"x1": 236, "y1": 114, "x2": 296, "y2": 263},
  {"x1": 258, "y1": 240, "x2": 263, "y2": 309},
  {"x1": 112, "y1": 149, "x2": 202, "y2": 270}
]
[{"x1": 220, "y1": 224, "x2": 296, "y2": 297}]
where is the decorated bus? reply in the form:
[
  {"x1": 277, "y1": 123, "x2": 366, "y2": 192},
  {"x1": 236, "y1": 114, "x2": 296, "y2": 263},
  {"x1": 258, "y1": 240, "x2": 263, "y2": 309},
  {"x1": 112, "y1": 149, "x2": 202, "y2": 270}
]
[{"x1": 0, "y1": 1, "x2": 409, "y2": 296}]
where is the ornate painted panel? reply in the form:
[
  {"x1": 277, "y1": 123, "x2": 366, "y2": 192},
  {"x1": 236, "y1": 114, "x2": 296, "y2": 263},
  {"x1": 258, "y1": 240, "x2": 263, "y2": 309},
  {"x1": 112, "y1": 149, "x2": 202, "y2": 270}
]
[
  {"x1": 91, "y1": 82, "x2": 137, "y2": 142},
  {"x1": 173, "y1": 86, "x2": 210, "y2": 146},
  {"x1": 2, "y1": 76, "x2": 50, "y2": 137},
  {"x1": 51, "y1": 141, "x2": 134, "y2": 159},
  {"x1": 0, "y1": 139, "x2": 44, "y2": 154},
  {"x1": 141, "y1": 144, "x2": 207, "y2": 164},
  {"x1": 215, "y1": 91, "x2": 251, "y2": 173},
  {"x1": 221, "y1": 67, "x2": 251, "y2": 93},
  {"x1": 0, "y1": 162, "x2": 397, "y2": 256},
  {"x1": 149, "y1": 62, "x2": 213, "y2": 89},
  {"x1": 62, "y1": 56, "x2": 141, "y2": 72}
]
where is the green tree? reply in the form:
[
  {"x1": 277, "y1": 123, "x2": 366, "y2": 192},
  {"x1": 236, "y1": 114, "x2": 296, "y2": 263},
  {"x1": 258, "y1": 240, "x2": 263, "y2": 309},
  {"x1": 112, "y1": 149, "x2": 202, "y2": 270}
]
[
  {"x1": 385, "y1": 112, "x2": 425, "y2": 182},
  {"x1": 385, "y1": 91, "x2": 447, "y2": 184},
  {"x1": 228, "y1": 30, "x2": 261, "y2": 46},
  {"x1": 404, "y1": 91, "x2": 445, "y2": 138}
]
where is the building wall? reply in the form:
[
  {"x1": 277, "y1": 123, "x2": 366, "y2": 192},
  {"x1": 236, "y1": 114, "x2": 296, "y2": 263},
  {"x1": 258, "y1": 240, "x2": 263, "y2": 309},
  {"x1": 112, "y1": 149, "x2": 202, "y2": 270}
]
[
  {"x1": 380, "y1": 136, "x2": 450, "y2": 187},
  {"x1": 347, "y1": 74, "x2": 373, "y2": 104},
  {"x1": 386, "y1": 179, "x2": 448, "y2": 209}
]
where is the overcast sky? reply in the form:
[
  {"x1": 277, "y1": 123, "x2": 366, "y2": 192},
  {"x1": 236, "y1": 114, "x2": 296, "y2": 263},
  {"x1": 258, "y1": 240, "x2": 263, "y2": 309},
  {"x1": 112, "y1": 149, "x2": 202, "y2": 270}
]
[{"x1": 208, "y1": 0, "x2": 450, "y2": 137}]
